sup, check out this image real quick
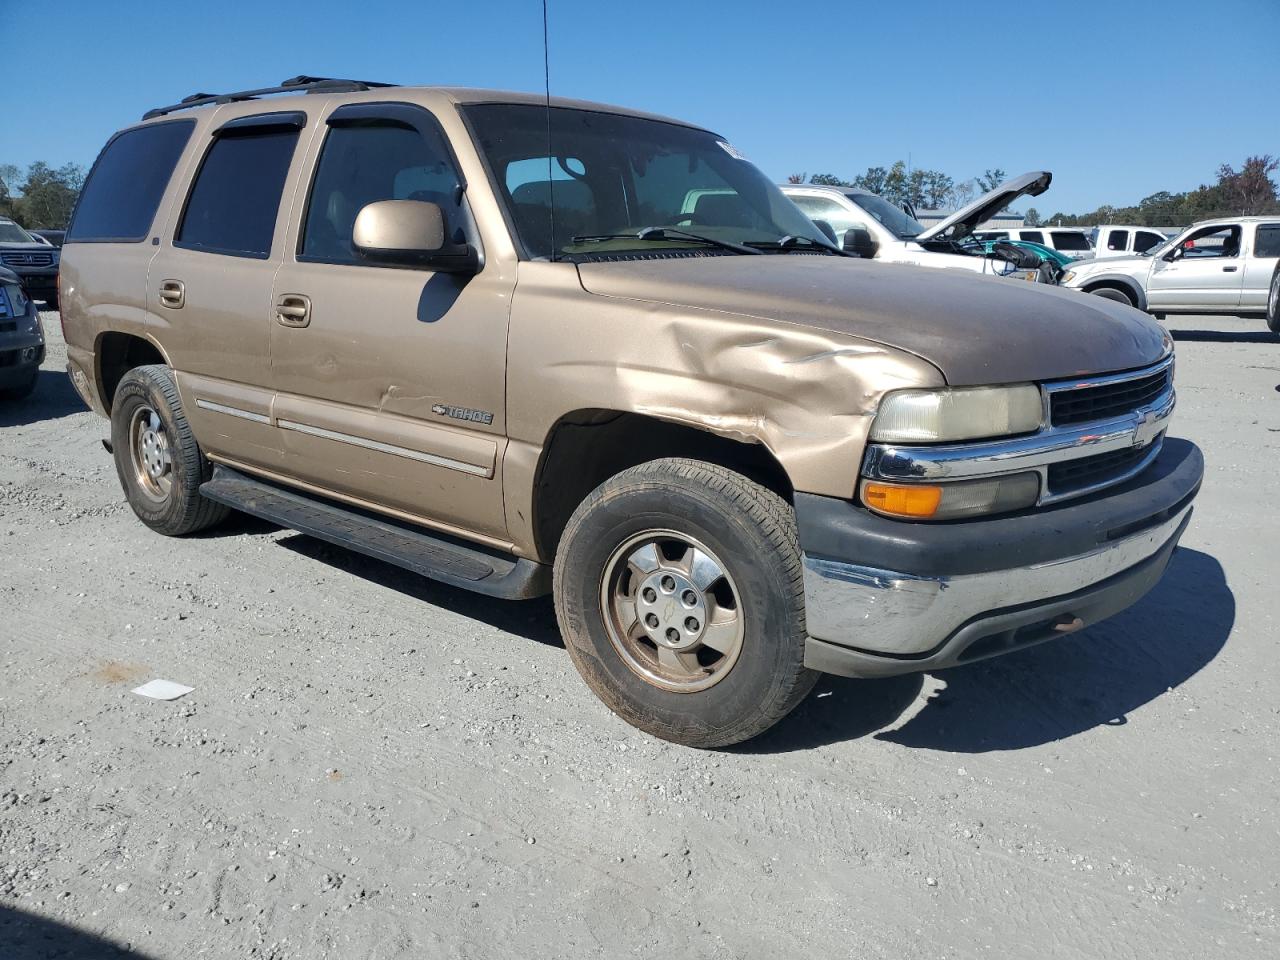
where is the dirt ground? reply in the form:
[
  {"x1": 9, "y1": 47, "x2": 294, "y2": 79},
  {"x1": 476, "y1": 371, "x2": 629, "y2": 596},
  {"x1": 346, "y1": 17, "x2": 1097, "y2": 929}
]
[{"x1": 1, "y1": 310, "x2": 1277, "y2": 959}]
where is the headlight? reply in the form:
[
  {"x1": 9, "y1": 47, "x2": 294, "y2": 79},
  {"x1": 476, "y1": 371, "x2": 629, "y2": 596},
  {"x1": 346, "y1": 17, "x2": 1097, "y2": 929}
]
[
  {"x1": 861, "y1": 473, "x2": 1040, "y2": 520},
  {"x1": 868, "y1": 384, "x2": 1043, "y2": 443},
  {"x1": 1061, "y1": 270, "x2": 1076, "y2": 283}
]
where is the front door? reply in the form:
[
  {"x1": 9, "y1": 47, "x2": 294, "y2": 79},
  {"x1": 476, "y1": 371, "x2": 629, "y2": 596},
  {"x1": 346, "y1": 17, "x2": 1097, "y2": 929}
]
[
  {"x1": 269, "y1": 102, "x2": 514, "y2": 544},
  {"x1": 148, "y1": 110, "x2": 311, "y2": 473},
  {"x1": 1146, "y1": 223, "x2": 1245, "y2": 310}
]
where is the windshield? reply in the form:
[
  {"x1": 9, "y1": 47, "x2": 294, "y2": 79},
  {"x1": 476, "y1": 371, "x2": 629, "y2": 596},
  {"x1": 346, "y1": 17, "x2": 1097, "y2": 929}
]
[
  {"x1": 0, "y1": 222, "x2": 35, "y2": 243},
  {"x1": 847, "y1": 193, "x2": 925, "y2": 240},
  {"x1": 463, "y1": 104, "x2": 827, "y2": 260}
]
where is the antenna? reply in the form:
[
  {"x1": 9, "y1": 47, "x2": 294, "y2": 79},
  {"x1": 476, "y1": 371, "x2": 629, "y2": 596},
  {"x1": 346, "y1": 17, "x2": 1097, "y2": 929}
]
[{"x1": 542, "y1": 0, "x2": 556, "y2": 260}]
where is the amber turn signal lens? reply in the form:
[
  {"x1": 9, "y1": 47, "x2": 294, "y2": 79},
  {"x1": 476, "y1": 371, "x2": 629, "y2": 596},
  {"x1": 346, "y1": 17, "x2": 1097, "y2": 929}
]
[{"x1": 862, "y1": 482, "x2": 943, "y2": 519}]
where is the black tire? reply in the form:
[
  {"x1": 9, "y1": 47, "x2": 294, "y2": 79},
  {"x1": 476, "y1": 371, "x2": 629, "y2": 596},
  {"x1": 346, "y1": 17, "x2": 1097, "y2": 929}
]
[
  {"x1": 1087, "y1": 285, "x2": 1135, "y2": 308},
  {"x1": 553, "y1": 458, "x2": 817, "y2": 748},
  {"x1": 0, "y1": 368, "x2": 37, "y2": 401},
  {"x1": 1267, "y1": 264, "x2": 1280, "y2": 334},
  {"x1": 110, "y1": 364, "x2": 228, "y2": 536},
  {"x1": 42, "y1": 295, "x2": 58, "y2": 312}
]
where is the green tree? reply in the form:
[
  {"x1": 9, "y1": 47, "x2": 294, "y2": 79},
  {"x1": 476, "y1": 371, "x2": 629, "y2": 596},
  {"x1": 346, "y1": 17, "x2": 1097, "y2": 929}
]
[
  {"x1": 1216, "y1": 155, "x2": 1279, "y2": 215},
  {"x1": 809, "y1": 173, "x2": 852, "y2": 187},
  {"x1": 0, "y1": 163, "x2": 20, "y2": 221},
  {"x1": 1023, "y1": 207, "x2": 1041, "y2": 227},
  {"x1": 14, "y1": 162, "x2": 85, "y2": 229},
  {"x1": 851, "y1": 165, "x2": 889, "y2": 196},
  {"x1": 786, "y1": 172, "x2": 807, "y2": 184},
  {"x1": 976, "y1": 168, "x2": 1007, "y2": 192}
]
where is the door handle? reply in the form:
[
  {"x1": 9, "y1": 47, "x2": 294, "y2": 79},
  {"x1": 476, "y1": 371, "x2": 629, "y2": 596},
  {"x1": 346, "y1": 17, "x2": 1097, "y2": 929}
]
[
  {"x1": 159, "y1": 279, "x2": 185, "y2": 309},
  {"x1": 1222, "y1": 265, "x2": 1238, "y2": 272},
  {"x1": 275, "y1": 294, "x2": 311, "y2": 328}
]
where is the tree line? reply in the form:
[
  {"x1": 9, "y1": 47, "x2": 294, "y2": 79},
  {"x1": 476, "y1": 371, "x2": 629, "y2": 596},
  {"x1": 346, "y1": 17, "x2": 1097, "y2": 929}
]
[
  {"x1": 789, "y1": 156, "x2": 1279, "y2": 228},
  {"x1": 0, "y1": 162, "x2": 87, "y2": 230}
]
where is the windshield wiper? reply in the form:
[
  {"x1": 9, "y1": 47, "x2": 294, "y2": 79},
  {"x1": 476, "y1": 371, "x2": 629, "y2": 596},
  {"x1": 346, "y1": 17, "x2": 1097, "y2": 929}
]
[
  {"x1": 570, "y1": 226, "x2": 762, "y2": 256},
  {"x1": 746, "y1": 235, "x2": 857, "y2": 257}
]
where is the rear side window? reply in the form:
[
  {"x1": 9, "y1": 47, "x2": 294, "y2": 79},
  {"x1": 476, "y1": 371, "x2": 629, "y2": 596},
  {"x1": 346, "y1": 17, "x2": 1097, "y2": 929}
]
[
  {"x1": 1021, "y1": 230, "x2": 1044, "y2": 244},
  {"x1": 67, "y1": 120, "x2": 194, "y2": 243},
  {"x1": 1107, "y1": 229, "x2": 1129, "y2": 251},
  {"x1": 176, "y1": 128, "x2": 300, "y2": 258},
  {"x1": 1052, "y1": 231, "x2": 1091, "y2": 251},
  {"x1": 1134, "y1": 231, "x2": 1165, "y2": 253},
  {"x1": 1254, "y1": 224, "x2": 1280, "y2": 258}
]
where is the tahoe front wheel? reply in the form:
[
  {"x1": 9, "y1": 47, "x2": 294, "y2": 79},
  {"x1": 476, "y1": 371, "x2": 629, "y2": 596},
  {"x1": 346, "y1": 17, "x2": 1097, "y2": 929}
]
[{"x1": 553, "y1": 458, "x2": 817, "y2": 748}]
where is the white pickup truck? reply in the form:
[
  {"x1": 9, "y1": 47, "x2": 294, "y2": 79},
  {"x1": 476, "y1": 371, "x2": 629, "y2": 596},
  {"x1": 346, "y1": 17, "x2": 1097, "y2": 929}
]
[
  {"x1": 1090, "y1": 225, "x2": 1170, "y2": 259},
  {"x1": 781, "y1": 172, "x2": 1056, "y2": 282},
  {"x1": 1060, "y1": 216, "x2": 1280, "y2": 330}
]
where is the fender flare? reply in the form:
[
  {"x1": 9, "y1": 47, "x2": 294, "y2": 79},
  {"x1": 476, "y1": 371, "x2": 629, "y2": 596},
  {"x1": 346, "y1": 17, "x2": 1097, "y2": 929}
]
[{"x1": 1078, "y1": 273, "x2": 1149, "y2": 311}]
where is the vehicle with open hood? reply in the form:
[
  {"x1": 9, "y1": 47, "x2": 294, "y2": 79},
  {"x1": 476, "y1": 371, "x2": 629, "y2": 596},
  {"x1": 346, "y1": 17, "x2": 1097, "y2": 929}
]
[
  {"x1": 782, "y1": 171, "x2": 1057, "y2": 281},
  {"x1": 60, "y1": 77, "x2": 1203, "y2": 747}
]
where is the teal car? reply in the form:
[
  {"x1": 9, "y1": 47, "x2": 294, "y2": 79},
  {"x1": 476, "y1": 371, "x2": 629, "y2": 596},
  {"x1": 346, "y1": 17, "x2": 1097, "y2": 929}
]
[{"x1": 971, "y1": 238, "x2": 1074, "y2": 269}]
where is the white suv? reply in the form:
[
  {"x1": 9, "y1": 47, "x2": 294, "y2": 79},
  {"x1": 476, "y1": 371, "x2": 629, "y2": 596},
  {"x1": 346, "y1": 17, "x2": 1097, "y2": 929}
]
[{"x1": 1060, "y1": 217, "x2": 1280, "y2": 324}]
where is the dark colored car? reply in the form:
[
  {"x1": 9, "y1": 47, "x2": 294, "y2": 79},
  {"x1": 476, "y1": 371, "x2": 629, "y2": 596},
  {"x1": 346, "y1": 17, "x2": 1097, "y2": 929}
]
[
  {"x1": 0, "y1": 265, "x2": 45, "y2": 399},
  {"x1": 32, "y1": 229, "x2": 66, "y2": 248},
  {"x1": 0, "y1": 217, "x2": 60, "y2": 308}
]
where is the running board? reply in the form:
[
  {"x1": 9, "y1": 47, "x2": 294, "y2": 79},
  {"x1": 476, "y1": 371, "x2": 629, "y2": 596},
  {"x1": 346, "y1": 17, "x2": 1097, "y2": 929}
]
[{"x1": 199, "y1": 465, "x2": 550, "y2": 599}]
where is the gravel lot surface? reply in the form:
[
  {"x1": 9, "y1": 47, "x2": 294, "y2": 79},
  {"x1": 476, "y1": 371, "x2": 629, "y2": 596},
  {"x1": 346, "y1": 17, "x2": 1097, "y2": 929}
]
[{"x1": 2, "y1": 310, "x2": 1277, "y2": 959}]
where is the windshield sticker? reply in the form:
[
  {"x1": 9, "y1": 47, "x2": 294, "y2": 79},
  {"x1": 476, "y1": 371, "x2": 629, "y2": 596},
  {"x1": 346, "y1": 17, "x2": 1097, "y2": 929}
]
[{"x1": 716, "y1": 141, "x2": 748, "y2": 162}]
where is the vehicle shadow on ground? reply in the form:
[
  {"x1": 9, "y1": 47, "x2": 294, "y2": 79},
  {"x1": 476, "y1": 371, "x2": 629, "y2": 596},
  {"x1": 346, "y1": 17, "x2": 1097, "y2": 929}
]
[
  {"x1": 276, "y1": 533, "x2": 564, "y2": 647},
  {"x1": 0, "y1": 369, "x2": 86, "y2": 427},
  {"x1": 0, "y1": 904, "x2": 155, "y2": 959},
  {"x1": 1170, "y1": 328, "x2": 1276, "y2": 344},
  {"x1": 743, "y1": 547, "x2": 1232, "y2": 754}
]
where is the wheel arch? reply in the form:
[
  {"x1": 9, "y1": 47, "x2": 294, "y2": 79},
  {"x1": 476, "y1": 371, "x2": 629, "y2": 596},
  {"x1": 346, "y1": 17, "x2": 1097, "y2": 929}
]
[
  {"x1": 529, "y1": 408, "x2": 795, "y2": 562},
  {"x1": 1081, "y1": 275, "x2": 1148, "y2": 311},
  {"x1": 95, "y1": 331, "x2": 171, "y2": 414}
]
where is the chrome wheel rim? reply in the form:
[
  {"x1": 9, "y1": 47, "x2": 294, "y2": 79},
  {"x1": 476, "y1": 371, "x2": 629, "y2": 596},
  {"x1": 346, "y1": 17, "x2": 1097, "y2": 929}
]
[
  {"x1": 1270, "y1": 276, "x2": 1279, "y2": 320},
  {"x1": 129, "y1": 404, "x2": 172, "y2": 503},
  {"x1": 600, "y1": 530, "x2": 745, "y2": 693}
]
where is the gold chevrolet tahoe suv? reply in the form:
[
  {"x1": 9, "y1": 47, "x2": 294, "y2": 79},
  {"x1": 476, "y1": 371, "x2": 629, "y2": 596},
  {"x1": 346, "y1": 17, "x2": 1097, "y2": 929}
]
[{"x1": 60, "y1": 76, "x2": 1204, "y2": 747}]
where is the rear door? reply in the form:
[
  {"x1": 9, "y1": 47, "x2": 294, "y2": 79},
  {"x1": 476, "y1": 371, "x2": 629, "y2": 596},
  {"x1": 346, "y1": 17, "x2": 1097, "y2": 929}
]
[
  {"x1": 268, "y1": 101, "x2": 513, "y2": 543},
  {"x1": 1241, "y1": 222, "x2": 1280, "y2": 309},
  {"x1": 1146, "y1": 224, "x2": 1245, "y2": 309},
  {"x1": 148, "y1": 109, "x2": 312, "y2": 473}
]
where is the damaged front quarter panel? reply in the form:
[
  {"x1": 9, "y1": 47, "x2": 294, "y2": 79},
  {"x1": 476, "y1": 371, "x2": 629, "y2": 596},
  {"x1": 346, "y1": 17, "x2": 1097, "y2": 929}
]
[{"x1": 504, "y1": 261, "x2": 945, "y2": 508}]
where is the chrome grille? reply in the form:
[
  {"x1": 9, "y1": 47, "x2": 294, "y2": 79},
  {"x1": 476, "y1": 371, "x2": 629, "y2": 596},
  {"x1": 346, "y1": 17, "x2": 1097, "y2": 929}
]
[
  {"x1": 1048, "y1": 362, "x2": 1172, "y2": 427},
  {"x1": 1047, "y1": 439, "x2": 1159, "y2": 498},
  {"x1": 1, "y1": 251, "x2": 54, "y2": 267}
]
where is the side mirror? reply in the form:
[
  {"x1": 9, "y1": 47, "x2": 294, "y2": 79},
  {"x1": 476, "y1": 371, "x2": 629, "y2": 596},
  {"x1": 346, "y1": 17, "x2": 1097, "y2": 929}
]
[
  {"x1": 1163, "y1": 246, "x2": 1183, "y2": 262},
  {"x1": 353, "y1": 200, "x2": 478, "y2": 273},
  {"x1": 812, "y1": 219, "x2": 838, "y2": 244},
  {"x1": 843, "y1": 227, "x2": 878, "y2": 259}
]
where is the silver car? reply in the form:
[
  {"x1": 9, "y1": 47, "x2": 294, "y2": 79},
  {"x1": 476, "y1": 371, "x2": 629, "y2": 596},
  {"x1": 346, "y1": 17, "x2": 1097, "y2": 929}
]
[{"x1": 1060, "y1": 216, "x2": 1280, "y2": 325}]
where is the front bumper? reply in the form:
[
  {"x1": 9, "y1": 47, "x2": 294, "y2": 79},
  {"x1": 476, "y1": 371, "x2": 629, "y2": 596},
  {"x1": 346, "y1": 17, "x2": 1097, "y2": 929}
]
[
  {"x1": 0, "y1": 336, "x2": 44, "y2": 387},
  {"x1": 798, "y1": 437, "x2": 1203, "y2": 677}
]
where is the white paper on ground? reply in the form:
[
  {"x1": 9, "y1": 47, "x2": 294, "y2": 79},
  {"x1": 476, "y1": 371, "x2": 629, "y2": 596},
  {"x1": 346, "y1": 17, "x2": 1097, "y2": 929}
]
[{"x1": 132, "y1": 679, "x2": 194, "y2": 701}]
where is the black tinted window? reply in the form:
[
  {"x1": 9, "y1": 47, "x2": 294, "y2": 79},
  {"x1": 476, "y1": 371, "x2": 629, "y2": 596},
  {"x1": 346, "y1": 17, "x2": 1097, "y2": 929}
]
[
  {"x1": 1052, "y1": 231, "x2": 1091, "y2": 251},
  {"x1": 301, "y1": 122, "x2": 465, "y2": 264},
  {"x1": 1107, "y1": 230, "x2": 1129, "y2": 251},
  {"x1": 1022, "y1": 230, "x2": 1044, "y2": 244},
  {"x1": 177, "y1": 129, "x2": 299, "y2": 258},
  {"x1": 67, "y1": 120, "x2": 194, "y2": 243},
  {"x1": 1255, "y1": 224, "x2": 1280, "y2": 258},
  {"x1": 1134, "y1": 231, "x2": 1165, "y2": 253}
]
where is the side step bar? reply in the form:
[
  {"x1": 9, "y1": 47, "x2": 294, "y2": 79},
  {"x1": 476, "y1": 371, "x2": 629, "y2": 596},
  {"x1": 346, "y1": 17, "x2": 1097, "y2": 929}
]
[{"x1": 199, "y1": 465, "x2": 550, "y2": 600}]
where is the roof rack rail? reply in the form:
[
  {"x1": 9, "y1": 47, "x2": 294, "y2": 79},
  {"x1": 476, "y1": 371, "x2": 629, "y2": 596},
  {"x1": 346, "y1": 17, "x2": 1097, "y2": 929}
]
[{"x1": 143, "y1": 75, "x2": 397, "y2": 120}]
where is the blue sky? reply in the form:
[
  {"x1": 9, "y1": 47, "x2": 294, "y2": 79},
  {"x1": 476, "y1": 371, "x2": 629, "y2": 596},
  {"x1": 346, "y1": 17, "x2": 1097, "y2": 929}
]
[{"x1": 6, "y1": 0, "x2": 1277, "y2": 213}]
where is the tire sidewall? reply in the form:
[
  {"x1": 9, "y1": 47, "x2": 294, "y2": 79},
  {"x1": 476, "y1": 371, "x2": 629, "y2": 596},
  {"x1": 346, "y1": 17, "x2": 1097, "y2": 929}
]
[
  {"x1": 556, "y1": 475, "x2": 804, "y2": 745},
  {"x1": 111, "y1": 371, "x2": 195, "y2": 530},
  {"x1": 1090, "y1": 287, "x2": 1134, "y2": 307}
]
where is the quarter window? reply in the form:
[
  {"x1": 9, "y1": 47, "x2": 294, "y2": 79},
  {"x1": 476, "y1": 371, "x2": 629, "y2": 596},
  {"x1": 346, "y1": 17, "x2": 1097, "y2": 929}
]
[
  {"x1": 1106, "y1": 230, "x2": 1129, "y2": 251},
  {"x1": 1254, "y1": 224, "x2": 1280, "y2": 258},
  {"x1": 176, "y1": 128, "x2": 299, "y2": 258},
  {"x1": 67, "y1": 120, "x2": 194, "y2": 243},
  {"x1": 301, "y1": 121, "x2": 465, "y2": 265}
]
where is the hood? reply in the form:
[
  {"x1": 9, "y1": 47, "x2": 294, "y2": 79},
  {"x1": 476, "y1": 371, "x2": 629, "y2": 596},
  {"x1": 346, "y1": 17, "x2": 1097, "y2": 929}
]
[
  {"x1": 1067, "y1": 253, "x2": 1153, "y2": 277},
  {"x1": 576, "y1": 255, "x2": 1168, "y2": 386},
  {"x1": 917, "y1": 171, "x2": 1052, "y2": 242}
]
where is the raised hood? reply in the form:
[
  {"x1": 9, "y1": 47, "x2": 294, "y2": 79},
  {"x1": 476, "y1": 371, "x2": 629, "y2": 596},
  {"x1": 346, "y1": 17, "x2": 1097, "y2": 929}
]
[
  {"x1": 916, "y1": 171, "x2": 1052, "y2": 242},
  {"x1": 576, "y1": 255, "x2": 1168, "y2": 386}
]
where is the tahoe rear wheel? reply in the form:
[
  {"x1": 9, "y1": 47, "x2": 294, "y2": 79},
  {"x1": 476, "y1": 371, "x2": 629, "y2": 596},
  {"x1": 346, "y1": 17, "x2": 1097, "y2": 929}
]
[
  {"x1": 111, "y1": 364, "x2": 228, "y2": 536},
  {"x1": 1088, "y1": 286, "x2": 1135, "y2": 308},
  {"x1": 553, "y1": 458, "x2": 817, "y2": 748}
]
